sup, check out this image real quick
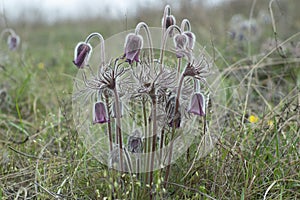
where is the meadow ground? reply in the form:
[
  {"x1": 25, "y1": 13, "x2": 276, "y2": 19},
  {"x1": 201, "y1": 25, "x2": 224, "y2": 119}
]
[{"x1": 0, "y1": 0, "x2": 299, "y2": 199}]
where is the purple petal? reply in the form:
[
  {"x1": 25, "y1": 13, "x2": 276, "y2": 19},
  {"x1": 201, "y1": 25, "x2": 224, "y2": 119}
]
[
  {"x1": 188, "y1": 93, "x2": 206, "y2": 116},
  {"x1": 73, "y1": 42, "x2": 92, "y2": 68},
  {"x1": 123, "y1": 33, "x2": 143, "y2": 64},
  {"x1": 93, "y1": 101, "x2": 110, "y2": 124},
  {"x1": 124, "y1": 50, "x2": 139, "y2": 64}
]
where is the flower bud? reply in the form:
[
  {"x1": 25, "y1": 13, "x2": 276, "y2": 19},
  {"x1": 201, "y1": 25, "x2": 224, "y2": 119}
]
[
  {"x1": 123, "y1": 33, "x2": 143, "y2": 64},
  {"x1": 93, "y1": 101, "x2": 109, "y2": 124},
  {"x1": 188, "y1": 93, "x2": 205, "y2": 116},
  {"x1": 183, "y1": 31, "x2": 196, "y2": 50},
  {"x1": 162, "y1": 14, "x2": 176, "y2": 37},
  {"x1": 73, "y1": 42, "x2": 92, "y2": 68},
  {"x1": 7, "y1": 34, "x2": 20, "y2": 51},
  {"x1": 127, "y1": 130, "x2": 143, "y2": 153},
  {"x1": 173, "y1": 34, "x2": 188, "y2": 58}
]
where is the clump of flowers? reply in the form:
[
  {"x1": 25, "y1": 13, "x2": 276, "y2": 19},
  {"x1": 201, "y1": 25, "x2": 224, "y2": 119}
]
[
  {"x1": 228, "y1": 15, "x2": 261, "y2": 42},
  {"x1": 1, "y1": 28, "x2": 21, "y2": 51},
  {"x1": 72, "y1": 4, "x2": 213, "y2": 195}
]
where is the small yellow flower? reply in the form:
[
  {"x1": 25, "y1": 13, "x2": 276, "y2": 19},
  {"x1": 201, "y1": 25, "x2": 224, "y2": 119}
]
[
  {"x1": 38, "y1": 62, "x2": 44, "y2": 70},
  {"x1": 249, "y1": 115, "x2": 259, "y2": 123},
  {"x1": 268, "y1": 120, "x2": 274, "y2": 127}
]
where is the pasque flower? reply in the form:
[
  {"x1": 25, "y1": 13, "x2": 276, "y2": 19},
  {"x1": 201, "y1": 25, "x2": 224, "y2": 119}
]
[
  {"x1": 165, "y1": 15, "x2": 176, "y2": 30},
  {"x1": 162, "y1": 15, "x2": 176, "y2": 37},
  {"x1": 7, "y1": 34, "x2": 20, "y2": 51},
  {"x1": 93, "y1": 101, "x2": 110, "y2": 124},
  {"x1": 188, "y1": 92, "x2": 206, "y2": 116},
  {"x1": 1, "y1": 28, "x2": 21, "y2": 51},
  {"x1": 123, "y1": 33, "x2": 143, "y2": 64},
  {"x1": 173, "y1": 33, "x2": 188, "y2": 58},
  {"x1": 183, "y1": 31, "x2": 196, "y2": 50},
  {"x1": 73, "y1": 42, "x2": 92, "y2": 68},
  {"x1": 127, "y1": 130, "x2": 143, "y2": 153}
]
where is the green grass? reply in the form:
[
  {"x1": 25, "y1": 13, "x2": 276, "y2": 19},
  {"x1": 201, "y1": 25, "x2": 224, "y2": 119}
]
[{"x1": 1, "y1": 1, "x2": 300, "y2": 199}]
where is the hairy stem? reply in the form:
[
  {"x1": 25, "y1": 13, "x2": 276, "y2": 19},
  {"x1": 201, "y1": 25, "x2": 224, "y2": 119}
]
[
  {"x1": 135, "y1": 22, "x2": 154, "y2": 76},
  {"x1": 161, "y1": 5, "x2": 171, "y2": 44},
  {"x1": 159, "y1": 25, "x2": 181, "y2": 72},
  {"x1": 164, "y1": 72, "x2": 185, "y2": 188},
  {"x1": 142, "y1": 97, "x2": 148, "y2": 151},
  {"x1": 180, "y1": 19, "x2": 191, "y2": 32},
  {"x1": 104, "y1": 92, "x2": 113, "y2": 153},
  {"x1": 0, "y1": 28, "x2": 16, "y2": 39},
  {"x1": 159, "y1": 128, "x2": 165, "y2": 164},
  {"x1": 149, "y1": 93, "x2": 157, "y2": 188},
  {"x1": 177, "y1": 58, "x2": 182, "y2": 78},
  {"x1": 85, "y1": 32, "x2": 106, "y2": 69},
  {"x1": 113, "y1": 87, "x2": 123, "y2": 172}
]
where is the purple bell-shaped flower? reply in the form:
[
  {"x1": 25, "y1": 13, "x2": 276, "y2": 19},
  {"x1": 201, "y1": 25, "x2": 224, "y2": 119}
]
[
  {"x1": 123, "y1": 33, "x2": 143, "y2": 64},
  {"x1": 188, "y1": 92, "x2": 206, "y2": 116},
  {"x1": 73, "y1": 42, "x2": 92, "y2": 68},
  {"x1": 127, "y1": 130, "x2": 143, "y2": 153},
  {"x1": 7, "y1": 34, "x2": 20, "y2": 51},
  {"x1": 93, "y1": 101, "x2": 109, "y2": 124},
  {"x1": 173, "y1": 34, "x2": 188, "y2": 58},
  {"x1": 183, "y1": 31, "x2": 196, "y2": 50},
  {"x1": 162, "y1": 14, "x2": 176, "y2": 37}
]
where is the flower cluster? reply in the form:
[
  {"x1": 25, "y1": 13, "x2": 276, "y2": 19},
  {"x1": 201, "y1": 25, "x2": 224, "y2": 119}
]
[
  {"x1": 72, "y1": 5, "x2": 212, "y2": 188},
  {"x1": 228, "y1": 14, "x2": 262, "y2": 42}
]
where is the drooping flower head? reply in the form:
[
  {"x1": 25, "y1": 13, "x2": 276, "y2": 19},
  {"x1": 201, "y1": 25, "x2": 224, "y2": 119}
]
[
  {"x1": 73, "y1": 42, "x2": 92, "y2": 68},
  {"x1": 165, "y1": 15, "x2": 176, "y2": 30},
  {"x1": 161, "y1": 5, "x2": 177, "y2": 37},
  {"x1": 127, "y1": 130, "x2": 143, "y2": 153},
  {"x1": 188, "y1": 92, "x2": 206, "y2": 116},
  {"x1": 162, "y1": 15, "x2": 176, "y2": 37},
  {"x1": 7, "y1": 34, "x2": 20, "y2": 51},
  {"x1": 123, "y1": 33, "x2": 143, "y2": 64},
  {"x1": 93, "y1": 101, "x2": 109, "y2": 124},
  {"x1": 173, "y1": 33, "x2": 188, "y2": 58},
  {"x1": 183, "y1": 31, "x2": 196, "y2": 50}
]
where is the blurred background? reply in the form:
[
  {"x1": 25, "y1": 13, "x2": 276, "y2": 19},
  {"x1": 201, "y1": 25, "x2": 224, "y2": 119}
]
[
  {"x1": 1, "y1": 0, "x2": 225, "y2": 24},
  {"x1": 1, "y1": 0, "x2": 299, "y2": 47}
]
